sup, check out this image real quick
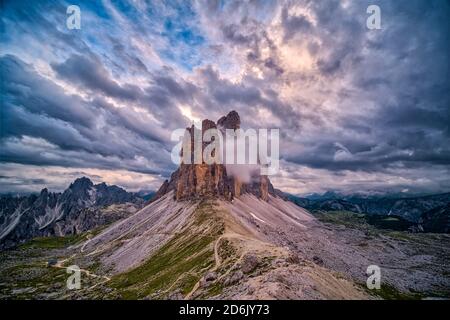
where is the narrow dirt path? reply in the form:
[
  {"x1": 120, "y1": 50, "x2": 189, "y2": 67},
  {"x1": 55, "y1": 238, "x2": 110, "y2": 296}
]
[{"x1": 49, "y1": 242, "x2": 112, "y2": 292}]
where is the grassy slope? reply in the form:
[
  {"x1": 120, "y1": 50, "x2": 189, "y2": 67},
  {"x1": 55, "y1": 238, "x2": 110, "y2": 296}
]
[
  {"x1": 109, "y1": 200, "x2": 225, "y2": 299},
  {"x1": 18, "y1": 224, "x2": 108, "y2": 250},
  {"x1": 19, "y1": 234, "x2": 87, "y2": 250}
]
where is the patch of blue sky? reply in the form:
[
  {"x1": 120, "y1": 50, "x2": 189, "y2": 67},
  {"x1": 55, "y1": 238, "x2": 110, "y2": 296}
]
[
  {"x1": 81, "y1": 0, "x2": 112, "y2": 20},
  {"x1": 159, "y1": 43, "x2": 204, "y2": 72},
  {"x1": 158, "y1": 28, "x2": 207, "y2": 70},
  {"x1": 0, "y1": 1, "x2": 65, "y2": 60},
  {"x1": 163, "y1": 19, "x2": 205, "y2": 47},
  {"x1": 110, "y1": 0, "x2": 139, "y2": 17},
  {"x1": 152, "y1": 2, "x2": 208, "y2": 71}
]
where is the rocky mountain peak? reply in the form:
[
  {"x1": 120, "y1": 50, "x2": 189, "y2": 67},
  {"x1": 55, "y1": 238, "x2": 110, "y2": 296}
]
[
  {"x1": 217, "y1": 110, "x2": 240, "y2": 130},
  {"x1": 154, "y1": 111, "x2": 275, "y2": 202},
  {"x1": 69, "y1": 176, "x2": 94, "y2": 191}
]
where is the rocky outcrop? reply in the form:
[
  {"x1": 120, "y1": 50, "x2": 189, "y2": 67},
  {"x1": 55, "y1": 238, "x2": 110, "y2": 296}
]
[
  {"x1": 154, "y1": 111, "x2": 276, "y2": 202},
  {"x1": 217, "y1": 110, "x2": 240, "y2": 130}
]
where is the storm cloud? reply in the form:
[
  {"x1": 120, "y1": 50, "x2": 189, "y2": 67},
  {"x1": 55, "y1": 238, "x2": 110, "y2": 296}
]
[{"x1": 0, "y1": 0, "x2": 449, "y2": 195}]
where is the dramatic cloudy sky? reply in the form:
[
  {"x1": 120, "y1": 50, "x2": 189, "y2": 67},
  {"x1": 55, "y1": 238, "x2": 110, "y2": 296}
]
[{"x1": 0, "y1": 0, "x2": 449, "y2": 195}]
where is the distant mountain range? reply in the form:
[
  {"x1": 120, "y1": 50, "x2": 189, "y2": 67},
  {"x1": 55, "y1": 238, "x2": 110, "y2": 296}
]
[
  {"x1": 136, "y1": 190, "x2": 156, "y2": 201},
  {"x1": 287, "y1": 192, "x2": 450, "y2": 233},
  {"x1": 0, "y1": 177, "x2": 144, "y2": 249}
]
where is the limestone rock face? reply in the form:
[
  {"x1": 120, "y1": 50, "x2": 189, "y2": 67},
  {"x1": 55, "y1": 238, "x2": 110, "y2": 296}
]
[
  {"x1": 154, "y1": 111, "x2": 276, "y2": 201},
  {"x1": 175, "y1": 163, "x2": 233, "y2": 200}
]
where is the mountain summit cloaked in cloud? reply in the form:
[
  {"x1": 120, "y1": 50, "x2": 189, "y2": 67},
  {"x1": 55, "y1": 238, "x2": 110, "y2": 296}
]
[{"x1": 154, "y1": 111, "x2": 276, "y2": 201}]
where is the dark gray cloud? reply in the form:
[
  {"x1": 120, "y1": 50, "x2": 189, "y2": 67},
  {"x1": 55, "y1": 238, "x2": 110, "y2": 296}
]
[
  {"x1": 1, "y1": 55, "x2": 96, "y2": 129},
  {"x1": 267, "y1": 0, "x2": 450, "y2": 178},
  {"x1": 281, "y1": 6, "x2": 312, "y2": 42},
  {"x1": 0, "y1": 54, "x2": 175, "y2": 177},
  {"x1": 52, "y1": 54, "x2": 143, "y2": 100},
  {"x1": 111, "y1": 41, "x2": 149, "y2": 74},
  {"x1": 0, "y1": 0, "x2": 449, "y2": 195}
]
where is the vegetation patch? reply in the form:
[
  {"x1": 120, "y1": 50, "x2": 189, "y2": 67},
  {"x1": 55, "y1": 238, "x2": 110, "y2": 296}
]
[
  {"x1": 19, "y1": 234, "x2": 87, "y2": 250},
  {"x1": 314, "y1": 211, "x2": 415, "y2": 232},
  {"x1": 218, "y1": 239, "x2": 237, "y2": 261},
  {"x1": 205, "y1": 281, "x2": 224, "y2": 297},
  {"x1": 109, "y1": 200, "x2": 225, "y2": 299},
  {"x1": 0, "y1": 263, "x2": 66, "y2": 299},
  {"x1": 314, "y1": 211, "x2": 370, "y2": 229},
  {"x1": 368, "y1": 283, "x2": 424, "y2": 300}
]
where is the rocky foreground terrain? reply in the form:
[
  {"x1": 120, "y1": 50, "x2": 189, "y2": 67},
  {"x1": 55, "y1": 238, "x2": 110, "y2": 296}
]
[
  {"x1": 1, "y1": 192, "x2": 449, "y2": 300},
  {"x1": 0, "y1": 111, "x2": 449, "y2": 300}
]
